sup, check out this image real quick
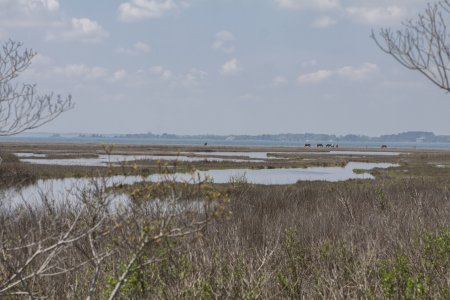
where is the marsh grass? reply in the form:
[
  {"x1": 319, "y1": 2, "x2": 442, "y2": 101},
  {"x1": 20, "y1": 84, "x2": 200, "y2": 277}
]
[
  {"x1": 0, "y1": 175, "x2": 448, "y2": 298},
  {"x1": 0, "y1": 152, "x2": 36, "y2": 187},
  {"x1": 0, "y1": 143, "x2": 450, "y2": 298},
  {"x1": 187, "y1": 178, "x2": 450, "y2": 298}
]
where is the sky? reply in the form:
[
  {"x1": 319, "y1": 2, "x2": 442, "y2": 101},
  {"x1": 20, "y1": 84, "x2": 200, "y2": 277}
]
[{"x1": 1, "y1": 0, "x2": 450, "y2": 136}]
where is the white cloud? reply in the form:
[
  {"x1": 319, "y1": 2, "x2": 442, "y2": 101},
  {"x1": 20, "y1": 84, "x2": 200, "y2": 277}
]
[
  {"x1": 32, "y1": 53, "x2": 53, "y2": 66},
  {"x1": 346, "y1": 5, "x2": 406, "y2": 25},
  {"x1": 151, "y1": 66, "x2": 207, "y2": 87},
  {"x1": 118, "y1": 0, "x2": 186, "y2": 22},
  {"x1": 336, "y1": 63, "x2": 378, "y2": 80},
  {"x1": 220, "y1": 58, "x2": 241, "y2": 76},
  {"x1": 301, "y1": 59, "x2": 319, "y2": 68},
  {"x1": 298, "y1": 62, "x2": 378, "y2": 84},
  {"x1": 212, "y1": 30, "x2": 235, "y2": 53},
  {"x1": 151, "y1": 65, "x2": 174, "y2": 80},
  {"x1": 29, "y1": 62, "x2": 135, "y2": 85},
  {"x1": 115, "y1": 42, "x2": 151, "y2": 55},
  {"x1": 312, "y1": 16, "x2": 337, "y2": 28},
  {"x1": 180, "y1": 68, "x2": 208, "y2": 87},
  {"x1": 275, "y1": 0, "x2": 340, "y2": 11},
  {"x1": 111, "y1": 69, "x2": 128, "y2": 82},
  {"x1": 47, "y1": 64, "x2": 132, "y2": 83},
  {"x1": 37, "y1": 0, "x2": 59, "y2": 11},
  {"x1": 272, "y1": 76, "x2": 288, "y2": 87},
  {"x1": 51, "y1": 64, "x2": 109, "y2": 79},
  {"x1": 0, "y1": 0, "x2": 60, "y2": 13},
  {"x1": 298, "y1": 69, "x2": 333, "y2": 84},
  {"x1": 0, "y1": 0, "x2": 61, "y2": 27},
  {"x1": 274, "y1": 0, "x2": 425, "y2": 26},
  {"x1": 46, "y1": 18, "x2": 109, "y2": 43}
]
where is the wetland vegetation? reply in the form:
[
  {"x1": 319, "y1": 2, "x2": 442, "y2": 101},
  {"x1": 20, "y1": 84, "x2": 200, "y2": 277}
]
[{"x1": 0, "y1": 142, "x2": 449, "y2": 298}]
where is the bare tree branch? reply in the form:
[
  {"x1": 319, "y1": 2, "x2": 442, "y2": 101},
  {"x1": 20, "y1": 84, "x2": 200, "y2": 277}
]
[
  {"x1": 0, "y1": 39, "x2": 73, "y2": 137},
  {"x1": 371, "y1": 1, "x2": 450, "y2": 93}
]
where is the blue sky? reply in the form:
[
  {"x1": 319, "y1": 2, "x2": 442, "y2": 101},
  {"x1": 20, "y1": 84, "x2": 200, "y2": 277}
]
[{"x1": 1, "y1": 0, "x2": 450, "y2": 136}]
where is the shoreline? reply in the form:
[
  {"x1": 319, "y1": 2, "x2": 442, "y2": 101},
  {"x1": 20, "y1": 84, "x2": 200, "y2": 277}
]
[
  {"x1": 2, "y1": 137, "x2": 450, "y2": 150},
  {"x1": 1, "y1": 140, "x2": 450, "y2": 153}
]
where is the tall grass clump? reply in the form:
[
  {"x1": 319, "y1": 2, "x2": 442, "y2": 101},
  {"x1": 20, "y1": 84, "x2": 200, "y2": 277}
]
[{"x1": 0, "y1": 162, "x2": 449, "y2": 298}]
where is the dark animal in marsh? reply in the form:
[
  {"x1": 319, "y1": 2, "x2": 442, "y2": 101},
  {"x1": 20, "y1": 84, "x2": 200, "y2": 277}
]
[
  {"x1": 381, "y1": 145, "x2": 387, "y2": 148},
  {"x1": 326, "y1": 144, "x2": 335, "y2": 148},
  {"x1": 204, "y1": 142, "x2": 208, "y2": 146},
  {"x1": 304, "y1": 143, "x2": 311, "y2": 147},
  {"x1": 317, "y1": 144, "x2": 324, "y2": 148}
]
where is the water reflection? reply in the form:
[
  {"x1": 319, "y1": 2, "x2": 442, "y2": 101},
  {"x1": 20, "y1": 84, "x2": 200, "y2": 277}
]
[
  {"x1": 282, "y1": 151, "x2": 401, "y2": 156},
  {"x1": 17, "y1": 150, "x2": 402, "y2": 167},
  {"x1": 1, "y1": 162, "x2": 398, "y2": 208},
  {"x1": 436, "y1": 164, "x2": 450, "y2": 168},
  {"x1": 190, "y1": 152, "x2": 283, "y2": 159},
  {"x1": 20, "y1": 154, "x2": 264, "y2": 166},
  {"x1": 194, "y1": 151, "x2": 402, "y2": 158},
  {"x1": 149, "y1": 162, "x2": 398, "y2": 184},
  {"x1": 15, "y1": 152, "x2": 47, "y2": 158}
]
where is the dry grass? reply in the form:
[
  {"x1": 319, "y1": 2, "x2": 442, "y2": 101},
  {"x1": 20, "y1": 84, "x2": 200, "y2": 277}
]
[
  {"x1": 0, "y1": 143, "x2": 449, "y2": 298},
  {"x1": 0, "y1": 176, "x2": 448, "y2": 298}
]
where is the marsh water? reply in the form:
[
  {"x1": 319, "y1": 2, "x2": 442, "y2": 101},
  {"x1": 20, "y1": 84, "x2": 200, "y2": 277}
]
[
  {"x1": 4, "y1": 134, "x2": 450, "y2": 149},
  {"x1": 18, "y1": 153, "x2": 265, "y2": 166},
  {"x1": 319, "y1": 151, "x2": 400, "y2": 156},
  {"x1": 17, "y1": 151, "x2": 402, "y2": 167},
  {"x1": 1, "y1": 162, "x2": 398, "y2": 207},
  {"x1": 156, "y1": 162, "x2": 398, "y2": 184}
]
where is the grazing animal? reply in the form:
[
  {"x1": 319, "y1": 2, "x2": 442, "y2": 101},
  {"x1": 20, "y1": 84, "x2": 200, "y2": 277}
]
[
  {"x1": 204, "y1": 142, "x2": 208, "y2": 146},
  {"x1": 317, "y1": 143, "x2": 324, "y2": 148},
  {"x1": 381, "y1": 145, "x2": 387, "y2": 148},
  {"x1": 326, "y1": 144, "x2": 333, "y2": 148},
  {"x1": 304, "y1": 143, "x2": 311, "y2": 147}
]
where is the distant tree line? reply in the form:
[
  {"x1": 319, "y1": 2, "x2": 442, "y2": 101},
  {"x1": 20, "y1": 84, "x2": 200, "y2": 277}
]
[{"x1": 114, "y1": 131, "x2": 450, "y2": 143}]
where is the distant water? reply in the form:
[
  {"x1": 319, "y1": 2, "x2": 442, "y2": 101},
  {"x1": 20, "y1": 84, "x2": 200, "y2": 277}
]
[
  {"x1": 2, "y1": 136, "x2": 450, "y2": 149},
  {"x1": 154, "y1": 162, "x2": 399, "y2": 184},
  {"x1": 19, "y1": 154, "x2": 265, "y2": 166},
  {"x1": 1, "y1": 162, "x2": 398, "y2": 208}
]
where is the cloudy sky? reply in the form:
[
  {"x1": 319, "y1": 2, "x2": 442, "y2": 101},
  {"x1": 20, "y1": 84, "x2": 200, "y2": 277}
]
[{"x1": 2, "y1": 0, "x2": 450, "y2": 136}]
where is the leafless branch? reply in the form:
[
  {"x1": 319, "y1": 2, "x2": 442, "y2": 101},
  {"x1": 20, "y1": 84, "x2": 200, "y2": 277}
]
[
  {"x1": 0, "y1": 39, "x2": 73, "y2": 137},
  {"x1": 371, "y1": 1, "x2": 450, "y2": 93}
]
